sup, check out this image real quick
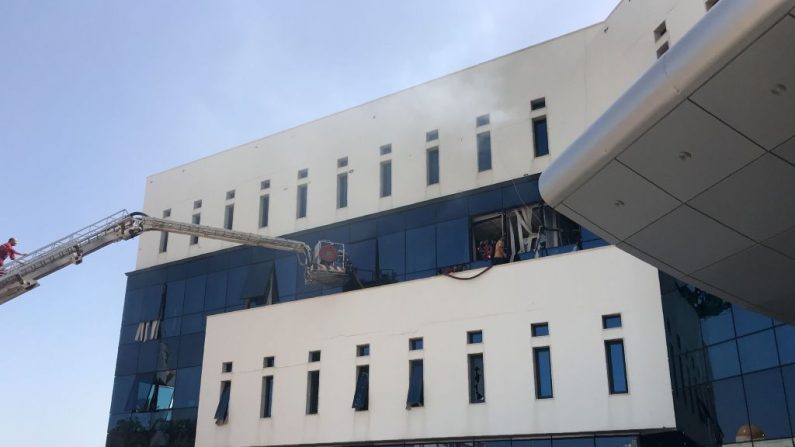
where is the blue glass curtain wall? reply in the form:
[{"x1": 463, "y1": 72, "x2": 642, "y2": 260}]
[
  {"x1": 108, "y1": 176, "x2": 607, "y2": 446},
  {"x1": 660, "y1": 272, "x2": 795, "y2": 447}
]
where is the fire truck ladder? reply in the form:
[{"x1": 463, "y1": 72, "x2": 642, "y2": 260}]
[{"x1": 0, "y1": 210, "x2": 349, "y2": 306}]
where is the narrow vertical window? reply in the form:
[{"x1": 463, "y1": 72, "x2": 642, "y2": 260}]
[
  {"x1": 337, "y1": 173, "x2": 348, "y2": 209},
  {"x1": 190, "y1": 214, "x2": 200, "y2": 245},
  {"x1": 427, "y1": 147, "x2": 439, "y2": 185},
  {"x1": 352, "y1": 365, "x2": 369, "y2": 411},
  {"x1": 297, "y1": 184, "x2": 308, "y2": 218},
  {"x1": 306, "y1": 370, "x2": 320, "y2": 414},
  {"x1": 533, "y1": 117, "x2": 549, "y2": 157},
  {"x1": 380, "y1": 161, "x2": 392, "y2": 197},
  {"x1": 406, "y1": 359, "x2": 424, "y2": 408},
  {"x1": 533, "y1": 347, "x2": 553, "y2": 398},
  {"x1": 605, "y1": 339, "x2": 628, "y2": 394},
  {"x1": 214, "y1": 381, "x2": 231, "y2": 425},
  {"x1": 224, "y1": 204, "x2": 234, "y2": 230},
  {"x1": 468, "y1": 353, "x2": 485, "y2": 403},
  {"x1": 259, "y1": 195, "x2": 270, "y2": 228},
  {"x1": 477, "y1": 131, "x2": 491, "y2": 172},
  {"x1": 261, "y1": 376, "x2": 273, "y2": 418}
]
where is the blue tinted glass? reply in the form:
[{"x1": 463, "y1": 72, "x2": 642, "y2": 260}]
[
  {"x1": 738, "y1": 329, "x2": 779, "y2": 373},
  {"x1": 349, "y1": 220, "x2": 377, "y2": 242},
  {"x1": 533, "y1": 118, "x2": 549, "y2": 157},
  {"x1": 532, "y1": 323, "x2": 549, "y2": 337},
  {"x1": 165, "y1": 280, "x2": 185, "y2": 318},
  {"x1": 603, "y1": 315, "x2": 622, "y2": 329},
  {"x1": 477, "y1": 131, "x2": 491, "y2": 171},
  {"x1": 744, "y1": 368, "x2": 792, "y2": 440},
  {"x1": 427, "y1": 149, "x2": 439, "y2": 185},
  {"x1": 480, "y1": 441, "x2": 510, "y2": 447},
  {"x1": 594, "y1": 437, "x2": 636, "y2": 447},
  {"x1": 501, "y1": 180, "x2": 540, "y2": 208},
  {"x1": 406, "y1": 225, "x2": 436, "y2": 272},
  {"x1": 119, "y1": 324, "x2": 138, "y2": 344},
  {"x1": 159, "y1": 337, "x2": 180, "y2": 370},
  {"x1": 137, "y1": 341, "x2": 159, "y2": 373},
  {"x1": 379, "y1": 232, "x2": 405, "y2": 276},
  {"x1": 406, "y1": 269, "x2": 435, "y2": 280},
  {"x1": 437, "y1": 218, "x2": 469, "y2": 267},
  {"x1": 733, "y1": 304, "x2": 773, "y2": 336},
  {"x1": 534, "y1": 348, "x2": 553, "y2": 398},
  {"x1": 173, "y1": 366, "x2": 202, "y2": 408},
  {"x1": 178, "y1": 332, "x2": 205, "y2": 368},
  {"x1": 683, "y1": 349, "x2": 709, "y2": 385},
  {"x1": 712, "y1": 376, "x2": 749, "y2": 443},
  {"x1": 404, "y1": 205, "x2": 437, "y2": 229},
  {"x1": 110, "y1": 375, "x2": 135, "y2": 414},
  {"x1": 552, "y1": 438, "x2": 593, "y2": 447},
  {"x1": 116, "y1": 343, "x2": 139, "y2": 376},
  {"x1": 468, "y1": 189, "x2": 502, "y2": 216},
  {"x1": 226, "y1": 266, "x2": 248, "y2": 306},
  {"x1": 181, "y1": 313, "x2": 204, "y2": 334},
  {"x1": 204, "y1": 271, "x2": 227, "y2": 311},
  {"x1": 782, "y1": 365, "x2": 795, "y2": 437},
  {"x1": 275, "y1": 256, "x2": 298, "y2": 299},
  {"x1": 700, "y1": 306, "x2": 735, "y2": 345},
  {"x1": 141, "y1": 285, "x2": 163, "y2": 320},
  {"x1": 606, "y1": 340, "x2": 628, "y2": 393},
  {"x1": 436, "y1": 198, "x2": 468, "y2": 222},
  {"x1": 512, "y1": 441, "x2": 552, "y2": 447},
  {"x1": 777, "y1": 325, "x2": 795, "y2": 365},
  {"x1": 183, "y1": 276, "x2": 206, "y2": 314},
  {"x1": 122, "y1": 289, "x2": 143, "y2": 324},
  {"x1": 707, "y1": 340, "x2": 740, "y2": 380},
  {"x1": 347, "y1": 239, "x2": 376, "y2": 282},
  {"x1": 377, "y1": 214, "x2": 404, "y2": 235}
]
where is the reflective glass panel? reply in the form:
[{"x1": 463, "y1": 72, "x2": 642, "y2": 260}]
[
  {"x1": 116, "y1": 343, "x2": 139, "y2": 376},
  {"x1": 137, "y1": 341, "x2": 159, "y2": 373},
  {"x1": 743, "y1": 368, "x2": 792, "y2": 440},
  {"x1": 534, "y1": 347, "x2": 553, "y2": 398},
  {"x1": 552, "y1": 438, "x2": 594, "y2": 447},
  {"x1": 164, "y1": 280, "x2": 185, "y2": 318},
  {"x1": 140, "y1": 285, "x2": 163, "y2": 320},
  {"x1": 275, "y1": 256, "x2": 298, "y2": 299},
  {"x1": 379, "y1": 232, "x2": 405, "y2": 276},
  {"x1": 594, "y1": 437, "x2": 637, "y2": 447},
  {"x1": 533, "y1": 117, "x2": 549, "y2": 157},
  {"x1": 173, "y1": 366, "x2": 202, "y2": 408},
  {"x1": 347, "y1": 239, "x2": 376, "y2": 282},
  {"x1": 512, "y1": 441, "x2": 552, "y2": 447},
  {"x1": 776, "y1": 325, "x2": 795, "y2": 365},
  {"x1": 781, "y1": 365, "x2": 795, "y2": 438},
  {"x1": 204, "y1": 271, "x2": 227, "y2": 311},
  {"x1": 183, "y1": 276, "x2": 206, "y2": 314},
  {"x1": 605, "y1": 340, "x2": 628, "y2": 393},
  {"x1": 707, "y1": 340, "x2": 740, "y2": 380},
  {"x1": 700, "y1": 306, "x2": 735, "y2": 345},
  {"x1": 733, "y1": 304, "x2": 773, "y2": 336},
  {"x1": 737, "y1": 329, "x2": 779, "y2": 373},
  {"x1": 436, "y1": 218, "x2": 469, "y2": 267},
  {"x1": 110, "y1": 375, "x2": 135, "y2": 414},
  {"x1": 178, "y1": 332, "x2": 205, "y2": 368},
  {"x1": 122, "y1": 289, "x2": 143, "y2": 325},
  {"x1": 181, "y1": 313, "x2": 204, "y2": 334},
  {"x1": 406, "y1": 225, "x2": 436, "y2": 272},
  {"x1": 711, "y1": 376, "x2": 749, "y2": 445},
  {"x1": 158, "y1": 337, "x2": 180, "y2": 371}
]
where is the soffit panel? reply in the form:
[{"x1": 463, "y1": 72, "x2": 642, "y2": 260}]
[
  {"x1": 773, "y1": 136, "x2": 795, "y2": 165},
  {"x1": 626, "y1": 205, "x2": 755, "y2": 274},
  {"x1": 617, "y1": 100, "x2": 764, "y2": 202},
  {"x1": 556, "y1": 203, "x2": 620, "y2": 244},
  {"x1": 692, "y1": 244, "x2": 795, "y2": 311},
  {"x1": 688, "y1": 154, "x2": 795, "y2": 241},
  {"x1": 691, "y1": 16, "x2": 795, "y2": 150},
  {"x1": 616, "y1": 242, "x2": 685, "y2": 279},
  {"x1": 563, "y1": 161, "x2": 680, "y2": 240},
  {"x1": 764, "y1": 227, "x2": 795, "y2": 260}
]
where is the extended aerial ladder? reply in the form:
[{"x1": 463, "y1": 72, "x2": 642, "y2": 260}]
[{"x1": 0, "y1": 210, "x2": 350, "y2": 305}]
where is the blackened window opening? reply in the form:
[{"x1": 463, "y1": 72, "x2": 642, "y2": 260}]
[
  {"x1": 406, "y1": 359, "x2": 424, "y2": 407},
  {"x1": 261, "y1": 376, "x2": 273, "y2": 418},
  {"x1": 352, "y1": 365, "x2": 369, "y2": 411},
  {"x1": 306, "y1": 370, "x2": 320, "y2": 414},
  {"x1": 468, "y1": 353, "x2": 486, "y2": 403},
  {"x1": 477, "y1": 131, "x2": 492, "y2": 171}
]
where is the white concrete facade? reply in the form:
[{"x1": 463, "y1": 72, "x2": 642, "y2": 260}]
[
  {"x1": 197, "y1": 247, "x2": 674, "y2": 447},
  {"x1": 137, "y1": 0, "x2": 709, "y2": 270}
]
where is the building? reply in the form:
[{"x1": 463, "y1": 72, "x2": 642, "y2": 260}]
[{"x1": 107, "y1": 1, "x2": 795, "y2": 446}]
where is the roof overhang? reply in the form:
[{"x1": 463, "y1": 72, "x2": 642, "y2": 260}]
[{"x1": 540, "y1": 1, "x2": 795, "y2": 322}]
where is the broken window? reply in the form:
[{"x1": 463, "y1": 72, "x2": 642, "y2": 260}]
[
  {"x1": 468, "y1": 353, "x2": 486, "y2": 403},
  {"x1": 406, "y1": 359, "x2": 424, "y2": 408},
  {"x1": 215, "y1": 381, "x2": 231, "y2": 425},
  {"x1": 352, "y1": 365, "x2": 369, "y2": 411},
  {"x1": 127, "y1": 370, "x2": 176, "y2": 412}
]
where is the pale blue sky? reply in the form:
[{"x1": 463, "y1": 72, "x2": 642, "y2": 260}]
[{"x1": 0, "y1": 1, "x2": 616, "y2": 445}]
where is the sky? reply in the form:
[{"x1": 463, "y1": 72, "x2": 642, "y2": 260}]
[{"x1": 0, "y1": 1, "x2": 617, "y2": 445}]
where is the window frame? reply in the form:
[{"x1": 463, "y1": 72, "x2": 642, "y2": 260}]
[{"x1": 605, "y1": 339, "x2": 629, "y2": 394}]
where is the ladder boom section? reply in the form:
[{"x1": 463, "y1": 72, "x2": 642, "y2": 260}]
[
  {"x1": 134, "y1": 216, "x2": 311, "y2": 262},
  {"x1": 0, "y1": 211, "x2": 314, "y2": 305}
]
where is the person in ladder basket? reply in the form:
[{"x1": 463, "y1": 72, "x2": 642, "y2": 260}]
[{"x1": 0, "y1": 238, "x2": 27, "y2": 274}]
